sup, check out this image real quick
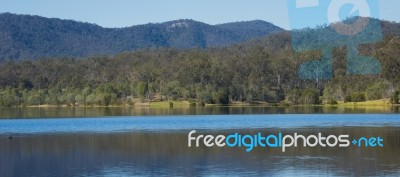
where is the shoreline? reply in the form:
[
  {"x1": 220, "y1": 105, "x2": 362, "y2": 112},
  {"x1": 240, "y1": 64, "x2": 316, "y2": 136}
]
[{"x1": 5, "y1": 99, "x2": 396, "y2": 108}]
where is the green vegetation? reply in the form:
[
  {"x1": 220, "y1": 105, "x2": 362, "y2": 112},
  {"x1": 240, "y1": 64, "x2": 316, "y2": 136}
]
[
  {"x1": 338, "y1": 99, "x2": 390, "y2": 106},
  {"x1": 327, "y1": 100, "x2": 338, "y2": 105},
  {"x1": 345, "y1": 92, "x2": 366, "y2": 103},
  {"x1": 1, "y1": 16, "x2": 400, "y2": 107},
  {"x1": 286, "y1": 89, "x2": 320, "y2": 105},
  {"x1": 392, "y1": 91, "x2": 400, "y2": 104},
  {"x1": 149, "y1": 101, "x2": 192, "y2": 108},
  {"x1": 1, "y1": 34, "x2": 400, "y2": 107},
  {"x1": 0, "y1": 13, "x2": 282, "y2": 61}
]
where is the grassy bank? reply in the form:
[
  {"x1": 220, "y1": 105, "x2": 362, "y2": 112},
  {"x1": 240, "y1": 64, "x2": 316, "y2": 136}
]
[
  {"x1": 334, "y1": 99, "x2": 392, "y2": 106},
  {"x1": 17, "y1": 99, "x2": 398, "y2": 108},
  {"x1": 149, "y1": 101, "x2": 193, "y2": 108}
]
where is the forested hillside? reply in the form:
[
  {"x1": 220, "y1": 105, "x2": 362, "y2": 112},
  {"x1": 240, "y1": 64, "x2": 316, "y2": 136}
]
[
  {"x1": 0, "y1": 13, "x2": 282, "y2": 60},
  {"x1": 0, "y1": 17, "x2": 400, "y2": 107}
]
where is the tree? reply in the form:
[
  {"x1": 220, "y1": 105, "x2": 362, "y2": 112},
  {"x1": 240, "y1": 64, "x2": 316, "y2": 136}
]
[
  {"x1": 346, "y1": 92, "x2": 366, "y2": 102},
  {"x1": 136, "y1": 82, "x2": 148, "y2": 102},
  {"x1": 212, "y1": 88, "x2": 230, "y2": 104},
  {"x1": 301, "y1": 89, "x2": 320, "y2": 105},
  {"x1": 286, "y1": 89, "x2": 302, "y2": 105},
  {"x1": 391, "y1": 91, "x2": 400, "y2": 104},
  {"x1": 366, "y1": 82, "x2": 387, "y2": 100}
]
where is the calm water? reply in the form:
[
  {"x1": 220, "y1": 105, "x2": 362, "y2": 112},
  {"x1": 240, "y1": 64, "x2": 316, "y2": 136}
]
[
  {"x1": 0, "y1": 105, "x2": 399, "y2": 118},
  {"x1": 0, "y1": 107, "x2": 400, "y2": 177}
]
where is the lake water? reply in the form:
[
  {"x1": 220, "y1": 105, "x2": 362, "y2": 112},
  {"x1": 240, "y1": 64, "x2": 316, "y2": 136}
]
[{"x1": 0, "y1": 106, "x2": 400, "y2": 177}]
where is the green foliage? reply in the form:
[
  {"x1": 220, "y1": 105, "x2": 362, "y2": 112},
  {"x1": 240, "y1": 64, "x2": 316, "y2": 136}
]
[
  {"x1": 86, "y1": 94, "x2": 96, "y2": 105},
  {"x1": 196, "y1": 84, "x2": 214, "y2": 104},
  {"x1": 323, "y1": 82, "x2": 340, "y2": 102},
  {"x1": 0, "y1": 88, "x2": 22, "y2": 106},
  {"x1": 27, "y1": 91, "x2": 44, "y2": 105},
  {"x1": 136, "y1": 82, "x2": 148, "y2": 102},
  {"x1": 381, "y1": 37, "x2": 400, "y2": 85},
  {"x1": 212, "y1": 88, "x2": 230, "y2": 104},
  {"x1": 102, "y1": 94, "x2": 112, "y2": 106},
  {"x1": 0, "y1": 13, "x2": 282, "y2": 61},
  {"x1": 166, "y1": 81, "x2": 181, "y2": 101},
  {"x1": 0, "y1": 16, "x2": 400, "y2": 106},
  {"x1": 391, "y1": 91, "x2": 400, "y2": 104},
  {"x1": 287, "y1": 89, "x2": 302, "y2": 105},
  {"x1": 365, "y1": 82, "x2": 387, "y2": 100},
  {"x1": 327, "y1": 100, "x2": 338, "y2": 105},
  {"x1": 300, "y1": 89, "x2": 321, "y2": 105},
  {"x1": 344, "y1": 95, "x2": 352, "y2": 103},
  {"x1": 287, "y1": 89, "x2": 320, "y2": 105},
  {"x1": 66, "y1": 93, "x2": 75, "y2": 105},
  {"x1": 75, "y1": 94, "x2": 84, "y2": 105},
  {"x1": 346, "y1": 92, "x2": 367, "y2": 102}
]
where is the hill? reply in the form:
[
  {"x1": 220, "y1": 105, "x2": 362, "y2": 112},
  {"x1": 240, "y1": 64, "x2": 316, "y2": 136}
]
[
  {"x1": 0, "y1": 13, "x2": 283, "y2": 60},
  {"x1": 0, "y1": 16, "x2": 400, "y2": 107}
]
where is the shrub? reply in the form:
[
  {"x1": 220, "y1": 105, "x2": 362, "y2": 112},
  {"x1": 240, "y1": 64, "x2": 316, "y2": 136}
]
[
  {"x1": 344, "y1": 95, "x2": 352, "y2": 103},
  {"x1": 301, "y1": 89, "x2": 320, "y2": 104},
  {"x1": 212, "y1": 88, "x2": 229, "y2": 104},
  {"x1": 102, "y1": 94, "x2": 112, "y2": 106},
  {"x1": 391, "y1": 91, "x2": 400, "y2": 104},
  {"x1": 286, "y1": 89, "x2": 320, "y2": 105},
  {"x1": 27, "y1": 92, "x2": 43, "y2": 105},
  {"x1": 86, "y1": 94, "x2": 96, "y2": 105},
  {"x1": 196, "y1": 90, "x2": 213, "y2": 104},
  {"x1": 366, "y1": 82, "x2": 386, "y2": 100},
  {"x1": 286, "y1": 89, "x2": 302, "y2": 105},
  {"x1": 352, "y1": 92, "x2": 366, "y2": 102},
  {"x1": 0, "y1": 95, "x2": 17, "y2": 107},
  {"x1": 327, "y1": 99, "x2": 338, "y2": 105},
  {"x1": 346, "y1": 92, "x2": 366, "y2": 102},
  {"x1": 279, "y1": 101, "x2": 291, "y2": 107}
]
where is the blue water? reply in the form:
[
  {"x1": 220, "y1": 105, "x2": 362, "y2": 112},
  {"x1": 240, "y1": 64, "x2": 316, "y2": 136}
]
[
  {"x1": 1, "y1": 114, "x2": 399, "y2": 134},
  {"x1": 1, "y1": 114, "x2": 400, "y2": 176}
]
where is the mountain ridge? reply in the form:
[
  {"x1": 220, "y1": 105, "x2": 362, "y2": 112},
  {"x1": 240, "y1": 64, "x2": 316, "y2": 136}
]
[{"x1": 0, "y1": 13, "x2": 283, "y2": 60}]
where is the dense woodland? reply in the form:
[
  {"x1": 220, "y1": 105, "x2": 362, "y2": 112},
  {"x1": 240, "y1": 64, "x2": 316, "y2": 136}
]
[
  {"x1": 0, "y1": 13, "x2": 282, "y2": 60},
  {"x1": 0, "y1": 17, "x2": 400, "y2": 107}
]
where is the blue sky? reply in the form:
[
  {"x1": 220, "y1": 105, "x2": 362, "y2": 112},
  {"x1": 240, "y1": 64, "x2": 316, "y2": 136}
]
[{"x1": 0, "y1": 0, "x2": 399, "y2": 29}]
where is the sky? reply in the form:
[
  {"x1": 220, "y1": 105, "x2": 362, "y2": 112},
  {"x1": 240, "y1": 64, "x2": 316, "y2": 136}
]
[{"x1": 0, "y1": 0, "x2": 399, "y2": 30}]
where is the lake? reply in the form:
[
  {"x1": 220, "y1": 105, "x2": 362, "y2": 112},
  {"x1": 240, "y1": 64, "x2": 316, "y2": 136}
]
[
  {"x1": 0, "y1": 106, "x2": 400, "y2": 177},
  {"x1": 0, "y1": 105, "x2": 399, "y2": 118}
]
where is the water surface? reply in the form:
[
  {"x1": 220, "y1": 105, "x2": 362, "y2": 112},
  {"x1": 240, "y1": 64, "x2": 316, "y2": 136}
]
[
  {"x1": 0, "y1": 114, "x2": 400, "y2": 134},
  {"x1": 0, "y1": 105, "x2": 399, "y2": 118},
  {"x1": 0, "y1": 107, "x2": 400, "y2": 176}
]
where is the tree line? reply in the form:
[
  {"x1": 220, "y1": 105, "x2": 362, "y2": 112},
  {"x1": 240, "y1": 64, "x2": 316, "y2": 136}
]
[{"x1": 0, "y1": 28, "x2": 400, "y2": 107}]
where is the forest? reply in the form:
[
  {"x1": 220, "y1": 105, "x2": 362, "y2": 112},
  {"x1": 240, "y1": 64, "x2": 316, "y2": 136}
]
[
  {"x1": 0, "y1": 18, "x2": 400, "y2": 107},
  {"x1": 0, "y1": 13, "x2": 282, "y2": 60}
]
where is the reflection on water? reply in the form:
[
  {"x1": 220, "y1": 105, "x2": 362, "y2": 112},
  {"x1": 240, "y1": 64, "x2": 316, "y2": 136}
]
[
  {"x1": 1, "y1": 127, "x2": 400, "y2": 177},
  {"x1": 1, "y1": 114, "x2": 400, "y2": 134},
  {"x1": 1, "y1": 108, "x2": 399, "y2": 176},
  {"x1": 0, "y1": 105, "x2": 399, "y2": 118}
]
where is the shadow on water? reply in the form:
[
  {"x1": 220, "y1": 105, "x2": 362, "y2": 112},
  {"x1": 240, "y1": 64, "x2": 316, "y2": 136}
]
[
  {"x1": 0, "y1": 127, "x2": 399, "y2": 176},
  {"x1": 0, "y1": 105, "x2": 399, "y2": 119},
  {"x1": 0, "y1": 106, "x2": 399, "y2": 176}
]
